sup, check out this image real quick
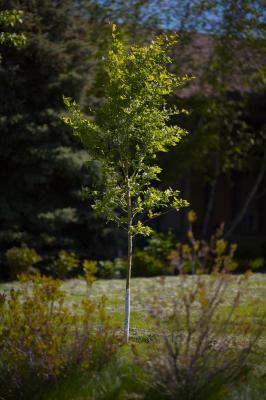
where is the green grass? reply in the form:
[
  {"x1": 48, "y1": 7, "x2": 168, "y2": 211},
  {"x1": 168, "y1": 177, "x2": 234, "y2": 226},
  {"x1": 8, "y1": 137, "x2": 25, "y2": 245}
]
[
  {"x1": 1, "y1": 274, "x2": 266, "y2": 332},
  {"x1": 63, "y1": 274, "x2": 266, "y2": 332}
]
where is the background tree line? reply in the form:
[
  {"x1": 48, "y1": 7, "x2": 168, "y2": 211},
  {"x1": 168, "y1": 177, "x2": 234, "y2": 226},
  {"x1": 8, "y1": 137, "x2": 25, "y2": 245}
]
[{"x1": 0, "y1": 0, "x2": 265, "y2": 274}]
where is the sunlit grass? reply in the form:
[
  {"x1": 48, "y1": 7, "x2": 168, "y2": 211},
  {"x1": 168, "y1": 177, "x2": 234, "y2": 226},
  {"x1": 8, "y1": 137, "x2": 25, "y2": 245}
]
[{"x1": 1, "y1": 274, "x2": 266, "y2": 333}]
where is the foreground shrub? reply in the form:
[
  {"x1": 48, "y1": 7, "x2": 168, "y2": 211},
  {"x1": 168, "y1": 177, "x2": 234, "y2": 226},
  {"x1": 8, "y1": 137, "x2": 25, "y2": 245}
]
[
  {"x1": 0, "y1": 274, "x2": 120, "y2": 399},
  {"x1": 34, "y1": 355, "x2": 146, "y2": 400},
  {"x1": 5, "y1": 246, "x2": 42, "y2": 279},
  {"x1": 136, "y1": 271, "x2": 264, "y2": 400}
]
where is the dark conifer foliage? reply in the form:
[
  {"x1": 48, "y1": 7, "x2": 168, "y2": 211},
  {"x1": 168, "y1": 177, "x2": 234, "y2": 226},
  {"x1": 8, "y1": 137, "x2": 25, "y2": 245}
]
[{"x1": 0, "y1": 0, "x2": 115, "y2": 257}]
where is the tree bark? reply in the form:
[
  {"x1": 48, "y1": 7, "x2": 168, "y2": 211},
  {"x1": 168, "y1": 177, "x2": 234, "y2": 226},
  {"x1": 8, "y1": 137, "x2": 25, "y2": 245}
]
[
  {"x1": 124, "y1": 182, "x2": 132, "y2": 343},
  {"x1": 225, "y1": 151, "x2": 266, "y2": 238},
  {"x1": 124, "y1": 231, "x2": 132, "y2": 343}
]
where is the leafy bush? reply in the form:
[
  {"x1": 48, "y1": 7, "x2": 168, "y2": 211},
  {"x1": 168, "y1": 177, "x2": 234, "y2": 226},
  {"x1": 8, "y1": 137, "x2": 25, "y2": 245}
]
[
  {"x1": 82, "y1": 259, "x2": 97, "y2": 286},
  {"x1": 98, "y1": 260, "x2": 115, "y2": 279},
  {"x1": 80, "y1": 214, "x2": 239, "y2": 280},
  {"x1": 0, "y1": 274, "x2": 121, "y2": 400},
  {"x1": 113, "y1": 257, "x2": 127, "y2": 278},
  {"x1": 241, "y1": 257, "x2": 265, "y2": 271},
  {"x1": 98, "y1": 258, "x2": 127, "y2": 279},
  {"x1": 23, "y1": 355, "x2": 146, "y2": 400},
  {"x1": 52, "y1": 250, "x2": 79, "y2": 279},
  {"x1": 5, "y1": 246, "x2": 42, "y2": 279},
  {"x1": 169, "y1": 210, "x2": 238, "y2": 274},
  {"x1": 131, "y1": 231, "x2": 176, "y2": 277},
  {"x1": 135, "y1": 271, "x2": 263, "y2": 400},
  {"x1": 145, "y1": 231, "x2": 176, "y2": 262},
  {"x1": 132, "y1": 214, "x2": 238, "y2": 277},
  {"x1": 132, "y1": 250, "x2": 166, "y2": 277}
]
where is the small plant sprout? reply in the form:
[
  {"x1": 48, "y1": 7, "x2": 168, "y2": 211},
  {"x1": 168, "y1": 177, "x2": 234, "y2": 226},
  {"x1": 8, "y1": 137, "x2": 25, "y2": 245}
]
[{"x1": 62, "y1": 25, "x2": 190, "y2": 342}]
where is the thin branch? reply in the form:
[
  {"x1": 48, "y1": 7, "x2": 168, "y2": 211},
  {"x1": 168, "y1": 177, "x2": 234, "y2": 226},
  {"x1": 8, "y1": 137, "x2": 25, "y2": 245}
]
[
  {"x1": 141, "y1": 207, "x2": 178, "y2": 225},
  {"x1": 225, "y1": 150, "x2": 266, "y2": 238}
]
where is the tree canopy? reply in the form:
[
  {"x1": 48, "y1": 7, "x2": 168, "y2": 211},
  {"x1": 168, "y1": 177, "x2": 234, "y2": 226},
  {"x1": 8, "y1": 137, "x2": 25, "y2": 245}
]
[{"x1": 63, "y1": 28, "x2": 190, "y2": 237}]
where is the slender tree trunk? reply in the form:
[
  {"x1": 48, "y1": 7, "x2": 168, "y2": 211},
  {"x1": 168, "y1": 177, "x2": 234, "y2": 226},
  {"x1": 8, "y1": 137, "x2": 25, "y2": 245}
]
[
  {"x1": 225, "y1": 151, "x2": 266, "y2": 238},
  {"x1": 124, "y1": 230, "x2": 132, "y2": 343},
  {"x1": 124, "y1": 182, "x2": 132, "y2": 343},
  {"x1": 202, "y1": 157, "x2": 220, "y2": 237}
]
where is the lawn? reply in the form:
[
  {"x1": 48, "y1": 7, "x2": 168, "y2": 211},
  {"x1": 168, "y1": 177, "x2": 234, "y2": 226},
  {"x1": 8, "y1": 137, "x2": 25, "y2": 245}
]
[
  {"x1": 68, "y1": 274, "x2": 266, "y2": 322},
  {"x1": 1, "y1": 273, "x2": 265, "y2": 335}
]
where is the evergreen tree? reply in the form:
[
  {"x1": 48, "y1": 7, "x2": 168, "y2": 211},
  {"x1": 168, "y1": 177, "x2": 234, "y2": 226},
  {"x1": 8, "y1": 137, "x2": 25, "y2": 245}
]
[
  {"x1": 0, "y1": 8, "x2": 26, "y2": 55},
  {"x1": 0, "y1": 0, "x2": 114, "y2": 260}
]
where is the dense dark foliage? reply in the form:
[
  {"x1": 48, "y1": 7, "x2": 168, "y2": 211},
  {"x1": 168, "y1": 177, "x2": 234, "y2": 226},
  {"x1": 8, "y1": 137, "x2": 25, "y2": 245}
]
[{"x1": 0, "y1": 0, "x2": 123, "y2": 267}]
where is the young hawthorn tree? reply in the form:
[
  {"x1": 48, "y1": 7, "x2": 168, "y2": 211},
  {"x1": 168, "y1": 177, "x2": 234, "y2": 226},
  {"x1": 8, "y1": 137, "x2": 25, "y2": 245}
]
[{"x1": 63, "y1": 26, "x2": 190, "y2": 343}]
